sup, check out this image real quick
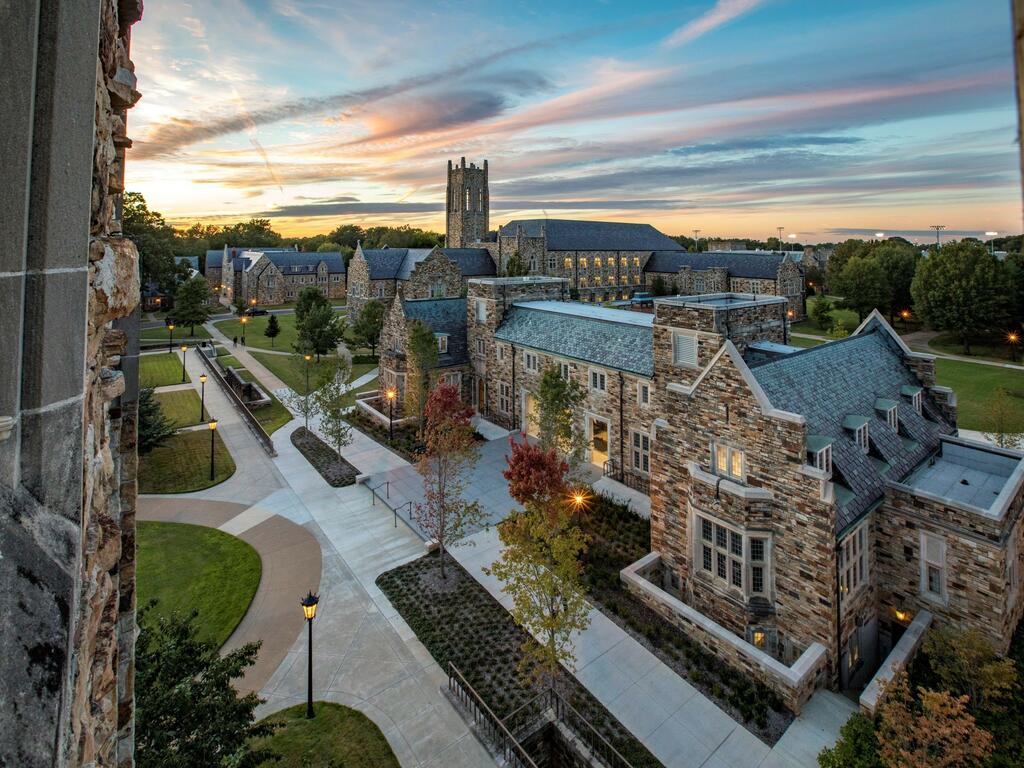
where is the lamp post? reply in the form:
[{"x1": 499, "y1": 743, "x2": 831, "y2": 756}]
[
  {"x1": 986, "y1": 231, "x2": 999, "y2": 257},
  {"x1": 300, "y1": 591, "x2": 320, "y2": 719},
  {"x1": 386, "y1": 387, "x2": 397, "y2": 441},
  {"x1": 167, "y1": 323, "x2": 175, "y2": 354},
  {"x1": 208, "y1": 420, "x2": 218, "y2": 480},
  {"x1": 250, "y1": 296, "x2": 258, "y2": 314},
  {"x1": 240, "y1": 315, "x2": 248, "y2": 344},
  {"x1": 180, "y1": 344, "x2": 188, "y2": 383},
  {"x1": 199, "y1": 373, "x2": 207, "y2": 422},
  {"x1": 788, "y1": 233, "x2": 797, "y2": 252},
  {"x1": 1008, "y1": 331, "x2": 1020, "y2": 363},
  {"x1": 303, "y1": 354, "x2": 312, "y2": 429},
  {"x1": 875, "y1": 232, "x2": 885, "y2": 240}
]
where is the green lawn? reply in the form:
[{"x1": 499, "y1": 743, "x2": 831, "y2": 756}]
[
  {"x1": 935, "y1": 358, "x2": 1024, "y2": 432},
  {"x1": 153, "y1": 389, "x2": 209, "y2": 428},
  {"x1": 139, "y1": 428, "x2": 235, "y2": 493},
  {"x1": 140, "y1": 325, "x2": 211, "y2": 341},
  {"x1": 927, "y1": 331, "x2": 1022, "y2": 363},
  {"x1": 140, "y1": 353, "x2": 190, "y2": 388},
  {"x1": 341, "y1": 377, "x2": 378, "y2": 409},
  {"x1": 258, "y1": 299, "x2": 346, "y2": 310},
  {"x1": 215, "y1": 309, "x2": 346, "y2": 352},
  {"x1": 216, "y1": 354, "x2": 245, "y2": 371},
  {"x1": 137, "y1": 521, "x2": 260, "y2": 648},
  {"x1": 790, "y1": 295, "x2": 860, "y2": 335},
  {"x1": 236, "y1": 370, "x2": 294, "y2": 434},
  {"x1": 249, "y1": 352, "x2": 376, "y2": 394},
  {"x1": 787, "y1": 335, "x2": 825, "y2": 348},
  {"x1": 251, "y1": 702, "x2": 399, "y2": 768}
]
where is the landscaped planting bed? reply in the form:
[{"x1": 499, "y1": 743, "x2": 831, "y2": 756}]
[
  {"x1": 290, "y1": 427, "x2": 358, "y2": 487},
  {"x1": 577, "y1": 495, "x2": 793, "y2": 743},
  {"x1": 376, "y1": 553, "x2": 661, "y2": 768},
  {"x1": 345, "y1": 407, "x2": 423, "y2": 461}
]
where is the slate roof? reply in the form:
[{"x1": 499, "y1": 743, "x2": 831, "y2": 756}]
[
  {"x1": 402, "y1": 298, "x2": 468, "y2": 367},
  {"x1": 747, "y1": 323, "x2": 955, "y2": 533},
  {"x1": 499, "y1": 219, "x2": 683, "y2": 252},
  {"x1": 358, "y1": 248, "x2": 435, "y2": 280},
  {"x1": 441, "y1": 248, "x2": 497, "y2": 276},
  {"x1": 266, "y1": 251, "x2": 346, "y2": 274},
  {"x1": 494, "y1": 301, "x2": 654, "y2": 376},
  {"x1": 645, "y1": 251, "x2": 787, "y2": 279}
]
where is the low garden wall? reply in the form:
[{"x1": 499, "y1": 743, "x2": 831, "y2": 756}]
[
  {"x1": 195, "y1": 347, "x2": 277, "y2": 457},
  {"x1": 859, "y1": 610, "x2": 932, "y2": 716},
  {"x1": 620, "y1": 552, "x2": 827, "y2": 714},
  {"x1": 355, "y1": 392, "x2": 418, "y2": 428}
]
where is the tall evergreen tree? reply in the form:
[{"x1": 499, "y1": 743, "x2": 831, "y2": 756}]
[
  {"x1": 351, "y1": 300, "x2": 385, "y2": 358},
  {"x1": 138, "y1": 388, "x2": 175, "y2": 454},
  {"x1": 404, "y1": 320, "x2": 440, "y2": 432},
  {"x1": 263, "y1": 313, "x2": 281, "y2": 347},
  {"x1": 172, "y1": 276, "x2": 212, "y2": 335}
]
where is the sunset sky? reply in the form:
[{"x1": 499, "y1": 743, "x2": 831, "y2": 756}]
[{"x1": 127, "y1": 0, "x2": 1021, "y2": 243}]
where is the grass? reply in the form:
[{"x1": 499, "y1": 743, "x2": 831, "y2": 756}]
[
  {"x1": 136, "y1": 521, "x2": 260, "y2": 647},
  {"x1": 216, "y1": 354, "x2": 245, "y2": 371},
  {"x1": 215, "y1": 314, "x2": 302, "y2": 351},
  {"x1": 140, "y1": 324, "x2": 211, "y2": 341},
  {"x1": 249, "y1": 352, "x2": 376, "y2": 394},
  {"x1": 789, "y1": 295, "x2": 860, "y2": 336},
  {"x1": 935, "y1": 358, "x2": 1024, "y2": 432},
  {"x1": 927, "y1": 331, "x2": 1021, "y2": 363},
  {"x1": 236, "y1": 370, "x2": 294, "y2": 434},
  {"x1": 251, "y1": 702, "x2": 398, "y2": 768},
  {"x1": 153, "y1": 389, "x2": 209, "y2": 428},
  {"x1": 342, "y1": 377, "x2": 378, "y2": 409},
  {"x1": 140, "y1": 353, "x2": 190, "y2": 388},
  {"x1": 786, "y1": 335, "x2": 825, "y2": 348},
  {"x1": 139, "y1": 428, "x2": 235, "y2": 493}
]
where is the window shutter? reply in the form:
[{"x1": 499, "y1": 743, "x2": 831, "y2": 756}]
[{"x1": 673, "y1": 333, "x2": 697, "y2": 366}]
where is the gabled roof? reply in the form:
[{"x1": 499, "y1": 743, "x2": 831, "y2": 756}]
[
  {"x1": 645, "y1": 250, "x2": 787, "y2": 279},
  {"x1": 499, "y1": 219, "x2": 682, "y2": 252},
  {"x1": 266, "y1": 251, "x2": 346, "y2": 273},
  {"x1": 494, "y1": 301, "x2": 654, "y2": 376},
  {"x1": 441, "y1": 248, "x2": 497, "y2": 276},
  {"x1": 402, "y1": 298, "x2": 468, "y2": 366},
  {"x1": 747, "y1": 324, "x2": 954, "y2": 532},
  {"x1": 359, "y1": 248, "x2": 435, "y2": 280}
]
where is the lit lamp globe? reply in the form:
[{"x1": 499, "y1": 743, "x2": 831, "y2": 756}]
[
  {"x1": 199, "y1": 373, "x2": 207, "y2": 384},
  {"x1": 301, "y1": 591, "x2": 319, "y2": 620}
]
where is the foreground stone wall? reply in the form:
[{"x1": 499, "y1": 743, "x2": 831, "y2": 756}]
[{"x1": 0, "y1": 1, "x2": 142, "y2": 765}]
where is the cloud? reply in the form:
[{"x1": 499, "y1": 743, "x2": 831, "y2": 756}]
[
  {"x1": 259, "y1": 198, "x2": 686, "y2": 218},
  {"x1": 671, "y1": 135, "x2": 864, "y2": 155},
  {"x1": 827, "y1": 228, "x2": 996, "y2": 238},
  {"x1": 663, "y1": 0, "x2": 766, "y2": 48}
]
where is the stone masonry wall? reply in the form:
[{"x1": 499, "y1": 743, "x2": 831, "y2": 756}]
[
  {"x1": 0, "y1": 1, "x2": 143, "y2": 766},
  {"x1": 405, "y1": 248, "x2": 464, "y2": 300}
]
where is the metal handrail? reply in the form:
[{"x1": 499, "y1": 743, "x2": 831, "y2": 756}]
[
  {"x1": 369, "y1": 479, "x2": 389, "y2": 505},
  {"x1": 194, "y1": 347, "x2": 277, "y2": 457},
  {"x1": 447, "y1": 663, "x2": 538, "y2": 768},
  {"x1": 394, "y1": 500, "x2": 412, "y2": 528}
]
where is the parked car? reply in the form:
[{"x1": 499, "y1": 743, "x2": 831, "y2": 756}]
[{"x1": 243, "y1": 307, "x2": 269, "y2": 316}]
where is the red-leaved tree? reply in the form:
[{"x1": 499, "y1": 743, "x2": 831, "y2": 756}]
[
  {"x1": 502, "y1": 437, "x2": 569, "y2": 508},
  {"x1": 413, "y1": 383, "x2": 483, "y2": 578}
]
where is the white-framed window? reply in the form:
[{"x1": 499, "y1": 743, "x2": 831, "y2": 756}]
[
  {"x1": 813, "y1": 445, "x2": 832, "y2": 474},
  {"x1": 672, "y1": 332, "x2": 698, "y2": 367},
  {"x1": 559, "y1": 362, "x2": 570, "y2": 379},
  {"x1": 637, "y1": 381, "x2": 650, "y2": 407},
  {"x1": 474, "y1": 298, "x2": 487, "y2": 324},
  {"x1": 712, "y1": 443, "x2": 744, "y2": 482},
  {"x1": 885, "y1": 406, "x2": 898, "y2": 431},
  {"x1": 442, "y1": 372, "x2": 461, "y2": 388},
  {"x1": 476, "y1": 338, "x2": 485, "y2": 355},
  {"x1": 436, "y1": 334, "x2": 448, "y2": 354},
  {"x1": 332, "y1": 274, "x2": 340, "y2": 282},
  {"x1": 912, "y1": 390, "x2": 922, "y2": 414},
  {"x1": 547, "y1": 255, "x2": 556, "y2": 271},
  {"x1": 694, "y1": 276, "x2": 705, "y2": 292},
  {"x1": 920, "y1": 532, "x2": 947, "y2": 603},
  {"x1": 839, "y1": 521, "x2": 869, "y2": 602},
  {"x1": 498, "y1": 382, "x2": 512, "y2": 414},
  {"x1": 429, "y1": 280, "x2": 445, "y2": 298},
  {"x1": 524, "y1": 351, "x2": 539, "y2": 372},
  {"x1": 750, "y1": 282, "x2": 761, "y2": 295},
  {"x1": 590, "y1": 369, "x2": 606, "y2": 392},
  {"x1": 696, "y1": 514, "x2": 770, "y2": 596},
  {"x1": 631, "y1": 431, "x2": 650, "y2": 474},
  {"x1": 855, "y1": 424, "x2": 869, "y2": 452}
]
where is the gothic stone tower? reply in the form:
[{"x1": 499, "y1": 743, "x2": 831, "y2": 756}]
[{"x1": 446, "y1": 157, "x2": 489, "y2": 247}]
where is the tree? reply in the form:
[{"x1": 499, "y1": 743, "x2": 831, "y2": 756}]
[
  {"x1": 873, "y1": 242, "x2": 918, "y2": 324},
  {"x1": 220, "y1": 218, "x2": 282, "y2": 248},
  {"x1": 286, "y1": 354, "x2": 324, "y2": 429},
  {"x1": 649, "y1": 275, "x2": 669, "y2": 297},
  {"x1": 828, "y1": 238, "x2": 869, "y2": 283},
  {"x1": 485, "y1": 459, "x2": 589, "y2": 687},
  {"x1": 233, "y1": 294, "x2": 247, "y2": 316},
  {"x1": 922, "y1": 626, "x2": 1017, "y2": 715},
  {"x1": 911, "y1": 241, "x2": 1010, "y2": 354},
  {"x1": 295, "y1": 285, "x2": 330, "y2": 326},
  {"x1": 263, "y1": 313, "x2": 281, "y2": 347},
  {"x1": 123, "y1": 191, "x2": 178, "y2": 292},
  {"x1": 138, "y1": 388, "x2": 175, "y2": 454},
  {"x1": 312, "y1": 358, "x2": 354, "y2": 457},
  {"x1": 876, "y1": 673, "x2": 993, "y2": 768},
  {"x1": 832, "y1": 255, "x2": 890, "y2": 323},
  {"x1": 135, "y1": 607, "x2": 276, "y2": 768},
  {"x1": 296, "y1": 303, "x2": 345, "y2": 361},
  {"x1": 172, "y1": 276, "x2": 212, "y2": 335},
  {"x1": 535, "y1": 366, "x2": 587, "y2": 476},
  {"x1": 504, "y1": 250, "x2": 529, "y2": 277},
  {"x1": 804, "y1": 264, "x2": 825, "y2": 295},
  {"x1": 818, "y1": 713, "x2": 881, "y2": 768},
  {"x1": 404, "y1": 320, "x2": 439, "y2": 431},
  {"x1": 502, "y1": 437, "x2": 569, "y2": 509},
  {"x1": 317, "y1": 241, "x2": 342, "y2": 252},
  {"x1": 412, "y1": 384, "x2": 484, "y2": 578},
  {"x1": 827, "y1": 323, "x2": 851, "y2": 340},
  {"x1": 351, "y1": 300, "x2": 385, "y2": 358},
  {"x1": 811, "y1": 297, "x2": 835, "y2": 331},
  {"x1": 982, "y1": 387, "x2": 1024, "y2": 449}
]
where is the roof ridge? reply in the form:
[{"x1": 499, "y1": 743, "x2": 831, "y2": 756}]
[{"x1": 751, "y1": 328, "x2": 880, "y2": 369}]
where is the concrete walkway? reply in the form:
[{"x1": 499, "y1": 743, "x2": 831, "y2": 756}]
[
  {"x1": 452, "y1": 527, "x2": 855, "y2": 768},
  {"x1": 205, "y1": 321, "x2": 290, "y2": 391}
]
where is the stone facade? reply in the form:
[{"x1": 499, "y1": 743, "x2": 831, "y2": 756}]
[
  {"x1": 241, "y1": 253, "x2": 346, "y2": 306},
  {"x1": 446, "y1": 158, "x2": 489, "y2": 248},
  {"x1": 1, "y1": 1, "x2": 143, "y2": 765},
  {"x1": 347, "y1": 245, "x2": 468, "y2": 320}
]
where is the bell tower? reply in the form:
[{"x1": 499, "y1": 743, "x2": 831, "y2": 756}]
[{"x1": 445, "y1": 157, "x2": 489, "y2": 247}]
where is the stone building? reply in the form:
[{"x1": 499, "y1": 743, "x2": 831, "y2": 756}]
[
  {"x1": 446, "y1": 157, "x2": 489, "y2": 248},
  {"x1": 346, "y1": 244, "x2": 496, "y2": 320},
  {"x1": 379, "y1": 295, "x2": 471, "y2": 400},
  {"x1": 217, "y1": 245, "x2": 297, "y2": 305},
  {"x1": 240, "y1": 250, "x2": 346, "y2": 306},
  {"x1": 645, "y1": 250, "x2": 806, "y2": 319},
  {"x1": 2, "y1": 1, "x2": 143, "y2": 765}
]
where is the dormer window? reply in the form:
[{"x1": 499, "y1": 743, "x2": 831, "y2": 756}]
[
  {"x1": 875, "y1": 398, "x2": 898, "y2": 431},
  {"x1": 436, "y1": 334, "x2": 448, "y2": 354},
  {"x1": 815, "y1": 445, "x2": 832, "y2": 473},
  {"x1": 901, "y1": 384, "x2": 923, "y2": 414},
  {"x1": 912, "y1": 391, "x2": 922, "y2": 414},
  {"x1": 855, "y1": 424, "x2": 869, "y2": 452},
  {"x1": 886, "y1": 407, "x2": 898, "y2": 431}
]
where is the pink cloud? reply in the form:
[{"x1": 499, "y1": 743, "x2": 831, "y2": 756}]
[{"x1": 663, "y1": 0, "x2": 766, "y2": 48}]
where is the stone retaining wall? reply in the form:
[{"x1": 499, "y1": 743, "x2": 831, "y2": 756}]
[{"x1": 621, "y1": 552, "x2": 827, "y2": 714}]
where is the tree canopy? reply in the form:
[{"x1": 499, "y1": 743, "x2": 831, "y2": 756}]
[
  {"x1": 172, "y1": 276, "x2": 212, "y2": 334},
  {"x1": 351, "y1": 300, "x2": 385, "y2": 357}
]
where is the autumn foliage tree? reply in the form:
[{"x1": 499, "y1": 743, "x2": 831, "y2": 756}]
[
  {"x1": 502, "y1": 437, "x2": 569, "y2": 508},
  {"x1": 412, "y1": 384, "x2": 484, "y2": 578}
]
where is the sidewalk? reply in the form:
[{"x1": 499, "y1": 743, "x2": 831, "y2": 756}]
[{"x1": 205, "y1": 321, "x2": 289, "y2": 390}]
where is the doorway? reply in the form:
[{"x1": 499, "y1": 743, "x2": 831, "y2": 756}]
[
  {"x1": 588, "y1": 416, "x2": 609, "y2": 468},
  {"x1": 524, "y1": 393, "x2": 540, "y2": 437}
]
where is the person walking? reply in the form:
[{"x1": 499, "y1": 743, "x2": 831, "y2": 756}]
[{"x1": 232, "y1": 335, "x2": 238, "y2": 347}]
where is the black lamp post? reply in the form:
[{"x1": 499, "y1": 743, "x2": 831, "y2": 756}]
[
  {"x1": 1008, "y1": 331, "x2": 1020, "y2": 363},
  {"x1": 180, "y1": 344, "x2": 188, "y2": 383},
  {"x1": 300, "y1": 591, "x2": 320, "y2": 719},
  {"x1": 239, "y1": 316, "x2": 248, "y2": 344},
  {"x1": 303, "y1": 354, "x2": 312, "y2": 429},
  {"x1": 208, "y1": 420, "x2": 218, "y2": 481},
  {"x1": 167, "y1": 322, "x2": 175, "y2": 354},
  {"x1": 199, "y1": 373, "x2": 207, "y2": 422},
  {"x1": 386, "y1": 387, "x2": 397, "y2": 441}
]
